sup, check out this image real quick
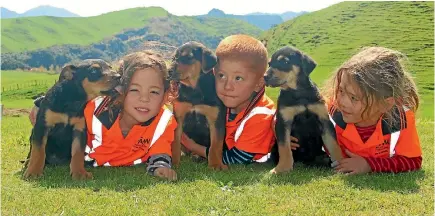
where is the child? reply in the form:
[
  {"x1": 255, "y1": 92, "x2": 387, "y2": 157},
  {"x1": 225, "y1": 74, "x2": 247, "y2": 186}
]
[
  {"x1": 31, "y1": 51, "x2": 178, "y2": 180},
  {"x1": 324, "y1": 46, "x2": 422, "y2": 174},
  {"x1": 181, "y1": 35, "x2": 276, "y2": 165}
]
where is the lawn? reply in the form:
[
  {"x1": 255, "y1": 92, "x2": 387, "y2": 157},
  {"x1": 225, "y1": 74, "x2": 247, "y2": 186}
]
[{"x1": 1, "y1": 69, "x2": 434, "y2": 215}]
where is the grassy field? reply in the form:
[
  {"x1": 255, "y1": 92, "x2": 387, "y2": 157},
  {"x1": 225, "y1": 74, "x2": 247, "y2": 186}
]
[
  {"x1": 1, "y1": 69, "x2": 434, "y2": 215},
  {"x1": 1, "y1": 1, "x2": 434, "y2": 214}
]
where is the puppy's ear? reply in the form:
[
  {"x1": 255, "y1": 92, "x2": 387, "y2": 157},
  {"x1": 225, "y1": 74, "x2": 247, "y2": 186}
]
[
  {"x1": 201, "y1": 48, "x2": 217, "y2": 73},
  {"x1": 301, "y1": 54, "x2": 317, "y2": 75},
  {"x1": 58, "y1": 64, "x2": 77, "y2": 82}
]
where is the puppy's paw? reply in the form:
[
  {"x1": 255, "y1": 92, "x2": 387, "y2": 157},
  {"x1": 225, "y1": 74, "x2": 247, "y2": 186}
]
[
  {"x1": 23, "y1": 168, "x2": 44, "y2": 179},
  {"x1": 71, "y1": 170, "x2": 93, "y2": 180},
  {"x1": 269, "y1": 164, "x2": 293, "y2": 174},
  {"x1": 208, "y1": 162, "x2": 228, "y2": 171}
]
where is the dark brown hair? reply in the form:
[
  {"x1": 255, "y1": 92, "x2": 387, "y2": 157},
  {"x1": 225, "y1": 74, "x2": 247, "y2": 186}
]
[{"x1": 110, "y1": 50, "x2": 175, "y2": 113}]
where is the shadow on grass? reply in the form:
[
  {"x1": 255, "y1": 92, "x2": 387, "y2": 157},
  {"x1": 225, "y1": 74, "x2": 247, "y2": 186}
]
[
  {"x1": 341, "y1": 170, "x2": 425, "y2": 193},
  {"x1": 15, "y1": 157, "x2": 335, "y2": 191}
]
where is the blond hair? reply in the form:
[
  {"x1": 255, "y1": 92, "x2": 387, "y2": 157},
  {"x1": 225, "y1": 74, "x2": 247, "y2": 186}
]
[
  {"x1": 323, "y1": 47, "x2": 419, "y2": 127},
  {"x1": 215, "y1": 34, "x2": 268, "y2": 76}
]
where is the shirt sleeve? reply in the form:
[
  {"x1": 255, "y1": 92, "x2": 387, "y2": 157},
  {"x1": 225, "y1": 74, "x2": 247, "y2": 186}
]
[
  {"x1": 364, "y1": 155, "x2": 422, "y2": 173},
  {"x1": 146, "y1": 154, "x2": 172, "y2": 176}
]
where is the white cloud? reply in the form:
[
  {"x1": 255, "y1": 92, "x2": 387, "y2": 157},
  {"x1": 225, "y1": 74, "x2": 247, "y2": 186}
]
[{"x1": 1, "y1": 0, "x2": 343, "y2": 17}]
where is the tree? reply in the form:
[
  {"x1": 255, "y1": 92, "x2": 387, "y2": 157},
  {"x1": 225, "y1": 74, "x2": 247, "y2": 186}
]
[
  {"x1": 49, "y1": 64, "x2": 54, "y2": 72},
  {"x1": 55, "y1": 65, "x2": 61, "y2": 74}
]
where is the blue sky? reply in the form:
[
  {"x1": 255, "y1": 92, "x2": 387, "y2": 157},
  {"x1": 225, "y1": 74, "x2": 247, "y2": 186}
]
[{"x1": 1, "y1": 0, "x2": 344, "y2": 17}]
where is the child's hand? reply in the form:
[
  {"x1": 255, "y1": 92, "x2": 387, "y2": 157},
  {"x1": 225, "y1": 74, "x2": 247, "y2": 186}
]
[
  {"x1": 290, "y1": 136, "x2": 300, "y2": 150},
  {"x1": 154, "y1": 167, "x2": 177, "y2": 181},
  {"x1": 181, "y1": 133, "x2": 195, "y2": 150},
  {"x1": 335, "y1": 149, "x2": 372, "y2": 175},
  {"x1": 29, "y1": 106, "x2": 38, "y2": 126},
  {"x1": 181, "y1": 133, "x2": 207, "y2": 158}
]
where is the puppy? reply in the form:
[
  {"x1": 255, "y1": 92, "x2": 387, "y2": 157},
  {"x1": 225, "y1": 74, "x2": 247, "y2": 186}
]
[
  {"x1": 169, "y1": 41, "x2": 227, "y2": 170},
  {"x1": 23, "y1": 59, "x2": 120, "y2": 180},
  {"x1": 264, "y1": 46, "x2": 344, "y2": 173}
]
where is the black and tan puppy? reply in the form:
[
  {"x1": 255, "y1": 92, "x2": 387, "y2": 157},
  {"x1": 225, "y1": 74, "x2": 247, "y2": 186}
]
[
  {"x1": 23, "y1": 59, "x2": 120, "y2": 180},
  {"x1": 169, "y1": 41, "x2": 227, "y2": 170},
  {"x1": 264, "y1": 46, "x2": 344, "y2": 173}
]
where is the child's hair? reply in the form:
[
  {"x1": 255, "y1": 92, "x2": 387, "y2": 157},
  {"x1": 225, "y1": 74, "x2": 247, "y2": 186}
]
[
  {"x1": 323, "y1": 46, "x2": 419, "y2": 127},
  {"x1": 215, "y1": 34, "x2": 268, "y2": 77},
  {"x1": 110, "y1": 50, "x2": 175, "y2": 110}
]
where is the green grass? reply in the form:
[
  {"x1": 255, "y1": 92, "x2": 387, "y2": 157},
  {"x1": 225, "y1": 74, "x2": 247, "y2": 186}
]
[
  {"x1": 1, "y1": 2, "x2": 434, "y2": 214},
  {"x1": 2, "y1": 116, "x2": 433, "y2": 215},
  {"x1": 1, "y1": 68, "x2": 434, "y2": 216},
  {"x1": 1, "y1": 7, "x2": 261, "y2": 53},
  {"x1": 261, "y1": 1, "x2": 434, "y2": 119},
  {"x1": 1, "y1": 70, "x2": 58, "y2": 108}
]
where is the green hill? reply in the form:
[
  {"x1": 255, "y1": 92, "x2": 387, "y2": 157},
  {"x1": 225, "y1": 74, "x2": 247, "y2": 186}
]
[
  {"x1": 261, "y1": 1, "x2": 434, "y2": 118},
  {"x1": 1, "y1": 7, "x2": 261, "y2": 53}
]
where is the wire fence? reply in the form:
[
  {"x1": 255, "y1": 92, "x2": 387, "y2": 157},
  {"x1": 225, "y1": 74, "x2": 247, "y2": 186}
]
[{"x1": 2, "y1": 80, "x2": 57, "y2": 92}]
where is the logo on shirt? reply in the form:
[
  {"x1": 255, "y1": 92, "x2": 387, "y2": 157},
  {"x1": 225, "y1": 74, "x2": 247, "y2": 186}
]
[
  {"x1": 132, "y1": 137, "x2": 150, "y2": 152},
  {"x1": 374, "y1": 139, "x2": 390, "y2": 156}
]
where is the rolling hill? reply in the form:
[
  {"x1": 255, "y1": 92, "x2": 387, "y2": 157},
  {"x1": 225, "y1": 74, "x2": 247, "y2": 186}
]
[
  {"x1": 0, "y1": 5, "x2": 79, "y2": 19},
  {"x1": 261, "y1": 1, "x2": 434, "y2": 118},
  {"x1": 1, "y1": 7, "x2": 261, "y2": 53},
  {"x1": 1, "y1": 8, "x2": 262, "y2": 70},
  {"x1": 202, "y1": 8, "x2": 283, "y2": 30}
]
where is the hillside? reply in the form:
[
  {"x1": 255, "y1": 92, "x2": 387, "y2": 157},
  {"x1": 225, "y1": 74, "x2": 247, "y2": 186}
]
[
  {"x1": 261, "y1": 1, "x2": 434, "y2": 118},
  {"x1": 202, "y1": 9, "x2": 283, "y2": 30},
  {"x1": 1, "y1": 6, "x2": 79, "y2": 19},
  {"x1": 1, "y1": 7, "x2": 261, "y2": 53},
  {"x1": 247, "y1": 11, "x2": 308, "y2": 21},
  {"x1": 1, "y1": 7, "x2": 19, "y2": 19},
  {"x1": 1, "y1": 14, "x2": 262, "y2": 70},
  {"x1": 20, "y1": 5, "x2": 80, "y2": 18}
]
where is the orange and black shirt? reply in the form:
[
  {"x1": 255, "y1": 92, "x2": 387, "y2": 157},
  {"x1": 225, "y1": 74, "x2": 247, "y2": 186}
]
[
  {"x1": 84, "y1": 96, "x2": 177, "y2": 175},
  {"x1": 206, "y1": 89, "x2": 276, "y2": 164},
  {"x1": 329, "y1": 105, "x2": 422, "y2": 173}
]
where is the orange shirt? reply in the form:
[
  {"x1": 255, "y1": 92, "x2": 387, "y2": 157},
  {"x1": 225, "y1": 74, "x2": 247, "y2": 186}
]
[
  {"x1": 225, "y1": 94, "x2": 276, "y2": 160},
  {"x1": 329, "y1": 105, "x2": 421, "y2": 158},
  {"x1": 83, "y1": 97, "x2": 177, "y2": 167}
]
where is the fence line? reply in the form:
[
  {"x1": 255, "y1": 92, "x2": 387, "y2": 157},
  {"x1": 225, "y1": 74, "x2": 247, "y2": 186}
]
[{"x1": 2, "y1": 80, "x2": 57, "y2": 92}]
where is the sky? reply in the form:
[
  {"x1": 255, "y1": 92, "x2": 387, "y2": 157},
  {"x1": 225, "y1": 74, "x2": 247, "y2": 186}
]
[{"x1": 0, "y1": 0, "x2": 344, "y2": 17}]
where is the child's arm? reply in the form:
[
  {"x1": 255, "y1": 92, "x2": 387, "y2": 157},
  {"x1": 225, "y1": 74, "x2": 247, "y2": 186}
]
[
  {"x1": 364, "y1": 155, "x2": 422, "y2": 173},
  {"x1": 208, "y1": 146, "x2": 254, "y2": 165},
  {"x1": 146, "y1": 154, "x2": 172, "y2": 175},
  {"x1": 145, "y1": 116, "x2": 177, "y2": 180},
  {"x1": 181, "y1": 134, "x2": 255, "y2": 164}
]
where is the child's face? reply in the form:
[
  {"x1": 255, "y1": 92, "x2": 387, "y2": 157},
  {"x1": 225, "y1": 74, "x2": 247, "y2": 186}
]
[
  {"x1": 215, "y1": 59, "x2": 263, "y2": 113},
  {"x1": 336, "y1": 72, "x2": 383, "y2": 127},
  {"x1": 123, "y1": 68, "x2": 166, "y2": 124}
]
